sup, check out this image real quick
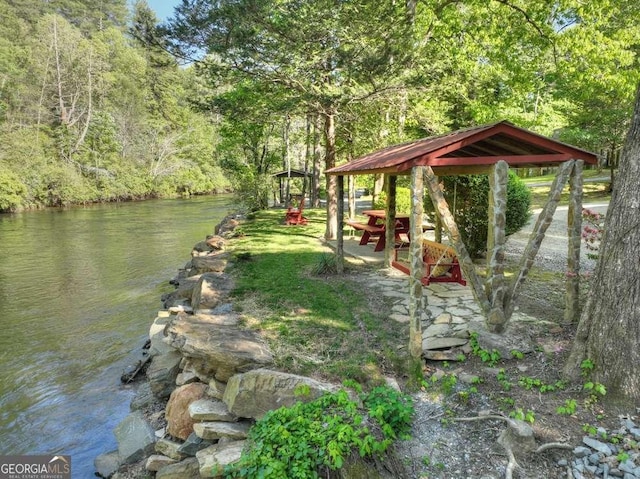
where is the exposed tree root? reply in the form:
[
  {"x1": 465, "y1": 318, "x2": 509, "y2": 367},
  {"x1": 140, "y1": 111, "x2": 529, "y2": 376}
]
[{"x1": 454, "y1": 413, "x2": 573, "y2": 479}]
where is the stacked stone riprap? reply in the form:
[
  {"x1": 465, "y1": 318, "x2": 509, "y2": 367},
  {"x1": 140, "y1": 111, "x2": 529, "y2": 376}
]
[
  {"x1": 95, "y1": 214, "x2": 348, "y2": 479},
  {"x1": 561, "y1": 417, "x2": 640, "y2": 479}
]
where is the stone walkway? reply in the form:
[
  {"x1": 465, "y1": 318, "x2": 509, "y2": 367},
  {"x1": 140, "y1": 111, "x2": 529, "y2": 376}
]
[
  {"x1": 351, "y1": 266, "x2": 542, "y2": 360},
  {"x1": 328, "y1": 237, "x2": 543, "y2": 359}
]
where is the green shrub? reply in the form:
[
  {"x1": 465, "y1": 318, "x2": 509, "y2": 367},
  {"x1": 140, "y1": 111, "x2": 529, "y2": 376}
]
[
  {"x1": 373, "y1": 186, "x2": 411, "y2": 213},
  {"x1": 433, "y1": 171, "x2": 531, "y2": 258},
  {"x1": 0, "y1": 170, "x2": 27, "y2": 211},
  {"x1": 224, "y1": 386, "x2": 414, "y2": 479}
]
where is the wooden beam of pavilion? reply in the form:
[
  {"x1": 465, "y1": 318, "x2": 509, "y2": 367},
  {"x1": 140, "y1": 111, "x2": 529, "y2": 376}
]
[
  {"x1": 423, "y1": 166, "x2": 492, "y2": 316},
  {"x1": 503, "y1": 160, "x2": 575, "y2": 321}
]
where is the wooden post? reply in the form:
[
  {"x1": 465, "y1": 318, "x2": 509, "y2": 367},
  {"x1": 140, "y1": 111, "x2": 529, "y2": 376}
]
[
  {"x1": 385, "y1": 175, "x2": 397, "y2": 268},
  {"x1": 434, "y1": 208, "x2": 442, "y2": 243},
  {"x1": 336, "y1": 175, "x2": 345, "y2": 274},
  {"x1": 565, "y1": 160, "x2": 583, "y2": 323},
  {"x1": 486, "y1": 161, "x2": 509, "y2": 331},
  {"x1": 504, "y1": 160, "x2": 575, "y2": 320},
  {"x1": 409, "y1": 167, "x2": 425, "y2": 360},
  {"x1": 348, "y1": 174, "x2": 356, "y2": 220},
  {"x1": 424, "y1": 166, "x2": 492, "y2": 317}
]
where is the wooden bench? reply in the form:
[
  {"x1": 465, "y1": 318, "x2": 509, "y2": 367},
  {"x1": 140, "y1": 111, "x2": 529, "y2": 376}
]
[
  {"x1": 344, "y1": 220, "x2": 384, "y2": 246},
  {"x1": 345, "y1": 220, "x2": 384, "y2": 234},
  {"x1": 392, "y1": 239, "x2": 466, "y2": 286}
]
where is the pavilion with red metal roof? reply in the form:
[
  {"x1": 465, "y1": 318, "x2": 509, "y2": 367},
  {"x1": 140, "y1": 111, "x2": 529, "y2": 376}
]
[{"x1": 326, "y1": 121, "x2": 598, "y2": 359}]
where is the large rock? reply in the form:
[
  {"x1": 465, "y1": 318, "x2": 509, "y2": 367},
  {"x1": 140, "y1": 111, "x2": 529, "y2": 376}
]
[
  {"x1": 113, "y1": 411, "x2": 156, "y2": 464},
  {"x1": 471, "y1": 325, "x2": 535, "y2": 358},
  {"x1": 130, "y1": 381, "x2": 156, "y2": 412},
  {"x1": 94, "y1": 450, "x2": 120, "y2": 478},
  {"x1": 215, "y1": 217, "x2": 240, "y2": 236},
  {"x1": 223, "y1": 369, "x2": 340, "y2": 419},
  {"x1": 149, "y1": 312, "x2": 175, "y2": 357},
  {"x1": 155, "y1": 438, "x2": 186, "y2": 461},
  {"x1": 147, "y1": 350, "x2": 182, "y2": 399},
  {"x1": 166, "y1": 382, "x2": 208, "y2": 440},
  {"x1": 190, "y1": 254, "x2": 230, "y2": 276},
  {"x1": 189, "y1": 399, "x2": 237, "y2": 422},
  {"x1": 196, "y1": 441, "x2": 246, "y2": 478},
  {"x1": 155, "y1": 457, "x2": 200, "y2": 479},
  {"x1": 145, "y1": 454, "x2": 177, "y2": 472},
  {"x1": 192, "y1": 240, "x2": 215, "y2": 254},
  {"x1": 165, "y1": 315, "x2": 274, "y2": 382},
  {"x1": 193, "y1": 421, "x2": 251, "y2": 441},
  {"x1": 162, "y1": 274, "x2": 204, "y2": 307},
  {"x1": 191, "y1": 273, "x2": 232, "y2": 311},
  {"x1": 205, "y1": 235, "x2": 226, "y2": 250},
  {"x1": 178, "y1": 432, "x2": 212, "y2": 456}
]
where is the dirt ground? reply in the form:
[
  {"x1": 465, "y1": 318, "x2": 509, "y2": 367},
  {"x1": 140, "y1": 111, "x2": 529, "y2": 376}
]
[{"x1": 395, "y1": 265, "x2": 635, "y2": 479}]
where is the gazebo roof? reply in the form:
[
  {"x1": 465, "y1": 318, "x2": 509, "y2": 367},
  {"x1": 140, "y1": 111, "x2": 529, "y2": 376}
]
[
  {"x1": 272, "y1": 169, "x2": 308, "y2": 178},
  {"x1": 326, "y1": 121, "x2": 598, "y2": 176}
]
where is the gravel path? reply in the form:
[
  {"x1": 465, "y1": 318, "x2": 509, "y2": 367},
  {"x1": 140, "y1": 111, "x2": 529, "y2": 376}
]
[{"x1": 504, "y1": 202, "x2": 609, "y2": 274}]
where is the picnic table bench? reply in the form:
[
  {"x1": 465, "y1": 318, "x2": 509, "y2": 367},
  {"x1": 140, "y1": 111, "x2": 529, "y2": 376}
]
[
  {"x1": 344, "y1": 220, "x2": 385, "y2": 235},
  {"x1": 344, "y1": 210, "x2": 408, "y2": 252},
  {"x1": 392, "y1": 239, "x2": 466, "y2": 286}
]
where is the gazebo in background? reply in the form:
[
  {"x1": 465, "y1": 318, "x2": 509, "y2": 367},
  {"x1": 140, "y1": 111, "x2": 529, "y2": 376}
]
[
  {"x1": 272, "y1": 169, "x2": 309, "y2": 207},
  {"x1": 326, "y1": 121, "x2": 598, "y2": 359}
]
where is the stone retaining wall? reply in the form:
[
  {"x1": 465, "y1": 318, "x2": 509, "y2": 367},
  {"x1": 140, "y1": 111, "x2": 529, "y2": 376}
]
[{"x1": 95, "y1": 214, "x2": 347, "y2": 479}]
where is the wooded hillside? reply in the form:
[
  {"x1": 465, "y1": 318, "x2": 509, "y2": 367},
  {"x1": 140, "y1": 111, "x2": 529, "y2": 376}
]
[
  {"x1": 1, "y1": 0, "x2": 638, "y2": 213},
  {"x1": 0, "y1": 0, "x2": 228, "y2": 211}
]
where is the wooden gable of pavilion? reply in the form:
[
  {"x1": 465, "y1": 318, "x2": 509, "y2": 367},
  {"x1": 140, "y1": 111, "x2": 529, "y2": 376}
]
[
  {"x1": 326, "y1": 121, "x2": 598, "y2": 359},
  {"x1": 327, "y1": 120, "x2": 597, "y2": 176}
]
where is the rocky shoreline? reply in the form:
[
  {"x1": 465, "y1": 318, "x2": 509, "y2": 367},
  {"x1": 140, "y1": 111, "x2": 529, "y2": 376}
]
[{"x1": 94, "y1": 214, "x2": 372, "y2": 479}]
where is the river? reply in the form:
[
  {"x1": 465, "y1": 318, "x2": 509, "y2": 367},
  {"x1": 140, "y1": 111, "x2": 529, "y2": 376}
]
[{"x1": 0, "y1": 195, "x2": 234, "y2": 477}]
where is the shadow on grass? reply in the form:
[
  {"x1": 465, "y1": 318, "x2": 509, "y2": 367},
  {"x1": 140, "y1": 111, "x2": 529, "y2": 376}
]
[{"x1": 229, "y1": 209, "x2": 410, "y2": 386}]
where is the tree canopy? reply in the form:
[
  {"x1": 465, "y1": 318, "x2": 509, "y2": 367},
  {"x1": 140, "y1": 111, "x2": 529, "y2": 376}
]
[
  {"x1": 1, "y1": 0, "x2": 639, "y2": 219},
  {"x1": 0, "y1": 0, "x2": 229, "y2": 211}
]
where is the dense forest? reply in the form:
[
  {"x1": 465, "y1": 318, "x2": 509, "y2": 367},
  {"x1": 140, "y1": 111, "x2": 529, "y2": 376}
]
[
  {"x1": 0, "y1": 0, "x2": 228, "y2": 211},
  {"x1": 1, "y1": 0, "x2": 638, "y2": 213}
]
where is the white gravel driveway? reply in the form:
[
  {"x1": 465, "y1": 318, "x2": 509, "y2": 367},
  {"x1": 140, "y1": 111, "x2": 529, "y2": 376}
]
[{"x1": 504, "y1": 202, "x2": 609, "y2": 274}]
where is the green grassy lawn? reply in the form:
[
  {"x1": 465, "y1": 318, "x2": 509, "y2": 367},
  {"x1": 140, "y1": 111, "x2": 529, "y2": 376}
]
[
  {"x1": 519, "y1": 168, "x2": 610, "y2": 185},
  {"x1": 519, "y1": 167, "x2": 612, "y2": 209},
  {"x1": 528, "y1": 182, "x2": 611, "y2": 210},
  {"x1": 227, "y1": 207, "x2": 410, "y2": 386}
]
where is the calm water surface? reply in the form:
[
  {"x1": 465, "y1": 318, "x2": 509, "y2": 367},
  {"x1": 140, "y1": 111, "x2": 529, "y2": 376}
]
[{"x1": 0, "y1": 196, "x2": 234, "y2": 477}]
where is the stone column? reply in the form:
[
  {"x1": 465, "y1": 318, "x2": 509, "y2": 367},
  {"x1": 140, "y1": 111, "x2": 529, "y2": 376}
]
[
  {"x1": 565, "y1": 160, "x2": 583, "y2": 323},
  {"x1": 409, "y1": 167, "x2": 425, "y2": 360},
  {"x1": 424, "y1": 166, "x2": 492, "y2": 317},
  {"x1": 486, "y1": 161, "x2": 509, "y2": 331},
  {"x1": 385, "y1": 175, "x2": 397, "y2": 268}
]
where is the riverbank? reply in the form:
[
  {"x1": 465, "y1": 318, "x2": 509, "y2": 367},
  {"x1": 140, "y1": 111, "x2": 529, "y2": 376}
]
[
  {"x1": 0, "y1": 196, "x2": 237, "y2": 477},
  {"x1": 99, "y1": 208, "x2": 639, "y2": 478}
]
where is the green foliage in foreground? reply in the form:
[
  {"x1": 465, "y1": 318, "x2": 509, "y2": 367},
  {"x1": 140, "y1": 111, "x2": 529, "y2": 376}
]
[{"x1": 224, "y1": 386, "x2": 414, "y2": 479}]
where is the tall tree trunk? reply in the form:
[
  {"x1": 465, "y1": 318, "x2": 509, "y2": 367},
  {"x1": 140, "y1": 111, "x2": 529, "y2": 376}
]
[
  {"x1": 312, "y1": 114, "x2": 322, "y2": 207},
  {"x1": 324, "y1": 108, "x2": 337, "y2": 240},
  {"x1": 564, "y1": 84, "x2": 640, "y2": 403}
]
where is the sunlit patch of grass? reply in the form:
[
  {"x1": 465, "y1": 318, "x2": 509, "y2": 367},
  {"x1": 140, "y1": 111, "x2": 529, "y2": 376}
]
[
  {"x1": 529, "y1": 182, "x2": 610, "y2": 210},
  {"x1": 519, "y1": 168, "x2": 609, "y2": 185},
  {"x1": 227, "y1": 208, "x2": 409, "y2": 384}
]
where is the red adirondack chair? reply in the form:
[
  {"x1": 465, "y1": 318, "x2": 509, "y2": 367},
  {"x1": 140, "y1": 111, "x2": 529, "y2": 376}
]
[{"x1": 284, "y1": 197, "x2": 308, "y2": 225}]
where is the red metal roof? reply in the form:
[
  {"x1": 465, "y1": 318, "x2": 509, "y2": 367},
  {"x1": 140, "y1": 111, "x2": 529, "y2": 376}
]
[{"x1": 326, "y1": 121, "x2": 598, "y2": 175}]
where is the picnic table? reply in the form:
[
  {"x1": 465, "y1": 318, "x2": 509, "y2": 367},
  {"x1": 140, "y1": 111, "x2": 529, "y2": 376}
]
[{"x1": 345, "y1": 209, "x2": 410, "y2": 252}]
